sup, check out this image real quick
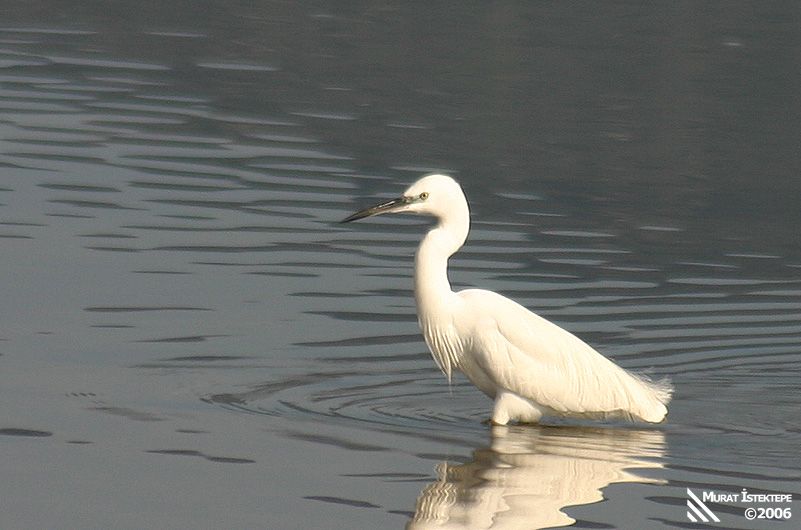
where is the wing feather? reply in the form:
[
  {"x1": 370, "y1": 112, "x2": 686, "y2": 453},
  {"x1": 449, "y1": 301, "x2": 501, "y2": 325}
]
[{"x1": 458, "y1": 289, "x2": 670, "y2": 421}]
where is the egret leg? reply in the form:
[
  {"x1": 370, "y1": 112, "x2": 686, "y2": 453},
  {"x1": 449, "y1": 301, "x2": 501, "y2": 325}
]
[{"x1": 492, "y1": 391, "x2": 544, "y2": 425}]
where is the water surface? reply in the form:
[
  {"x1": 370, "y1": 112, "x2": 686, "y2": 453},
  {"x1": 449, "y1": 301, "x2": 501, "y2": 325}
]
[{"x1": 1, "y1": 3, "x2": 799, "y2": 529}]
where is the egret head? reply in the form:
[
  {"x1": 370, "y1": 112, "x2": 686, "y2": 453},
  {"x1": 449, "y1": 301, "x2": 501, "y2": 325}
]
[{"x1": 342, "y1": 174, "x2": 465, "y2": 223}]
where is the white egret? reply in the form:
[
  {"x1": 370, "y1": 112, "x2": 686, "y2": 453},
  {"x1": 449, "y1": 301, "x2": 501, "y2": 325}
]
[{"x1": 342, "y1": 174, "x2": 672, "y2": 424}]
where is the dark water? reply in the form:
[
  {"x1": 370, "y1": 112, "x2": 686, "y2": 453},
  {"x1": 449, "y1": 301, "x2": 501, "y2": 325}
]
[{"x1": 2, "y1": 3, "x2": 800, "y2": 529}]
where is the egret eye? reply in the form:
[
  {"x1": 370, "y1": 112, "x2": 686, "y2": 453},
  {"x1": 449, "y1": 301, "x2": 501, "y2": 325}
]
[{"x1": 419, "y1": 192, "x2": 429, "y2": 200}]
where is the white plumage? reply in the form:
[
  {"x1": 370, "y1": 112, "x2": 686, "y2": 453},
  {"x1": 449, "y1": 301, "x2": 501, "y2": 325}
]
[{"x1": 343, "y1": 174, "x2": 672, "y2": 424}]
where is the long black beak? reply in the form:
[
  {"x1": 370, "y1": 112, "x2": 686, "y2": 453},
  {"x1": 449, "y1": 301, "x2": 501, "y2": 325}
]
[{"x1": 341, "y1": 196, "x2": 410, "y2": 223}]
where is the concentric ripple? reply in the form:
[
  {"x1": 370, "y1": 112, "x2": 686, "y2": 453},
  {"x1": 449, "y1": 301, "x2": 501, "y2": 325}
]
[{"x1": 206, "y1": 361, "x2": 490, "y2": 438}]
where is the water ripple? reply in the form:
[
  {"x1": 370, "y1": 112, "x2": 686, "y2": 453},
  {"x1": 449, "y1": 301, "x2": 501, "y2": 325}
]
[{"x1": 206, "y1": 364, "x2": 489, "y2": 442}]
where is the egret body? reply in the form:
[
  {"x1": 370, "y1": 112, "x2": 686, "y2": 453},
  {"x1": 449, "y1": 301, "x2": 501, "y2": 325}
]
[{"x1": 343, "y1": 174, "x2": 671, "y2": 424}]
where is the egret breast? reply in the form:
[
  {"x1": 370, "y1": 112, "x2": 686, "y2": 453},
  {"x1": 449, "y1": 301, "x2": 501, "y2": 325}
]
[{"x1": 419, "y1": 317, "x2": 463, "y2": 382}]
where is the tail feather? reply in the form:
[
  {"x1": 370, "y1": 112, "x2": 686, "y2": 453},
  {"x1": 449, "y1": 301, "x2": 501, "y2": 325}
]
[{"x1": 630, "y1": 372, "x2": 673, "y2": 423}]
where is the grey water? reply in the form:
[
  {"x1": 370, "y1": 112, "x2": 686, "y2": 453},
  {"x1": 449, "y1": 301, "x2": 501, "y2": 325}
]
[{"x1": 1, "y1": 2, "x2": 800, "y2": 529}]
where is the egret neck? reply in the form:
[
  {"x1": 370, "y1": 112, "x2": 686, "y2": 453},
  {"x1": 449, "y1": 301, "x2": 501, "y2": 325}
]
[
  {"x1": 413, "y1": 198, "x2": 469, "y2": 379},
  {"x1": 413, "y1": 198, "x2": 469, "y2": 315}
]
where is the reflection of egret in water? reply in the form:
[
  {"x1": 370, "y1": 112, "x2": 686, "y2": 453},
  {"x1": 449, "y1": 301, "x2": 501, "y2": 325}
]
[{"x1": 407, "y1": 426, "x2": 665, "y2": 530}]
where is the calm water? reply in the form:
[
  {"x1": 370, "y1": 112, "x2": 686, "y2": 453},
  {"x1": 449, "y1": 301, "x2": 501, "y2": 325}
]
[{"x1": 2, "y1": 3, "x2": 800, "y2": 529}]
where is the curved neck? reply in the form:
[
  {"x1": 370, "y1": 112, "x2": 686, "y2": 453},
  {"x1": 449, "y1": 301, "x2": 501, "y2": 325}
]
[{"x1": 414, "y1": 206, "x2": 469, "y2": 316}]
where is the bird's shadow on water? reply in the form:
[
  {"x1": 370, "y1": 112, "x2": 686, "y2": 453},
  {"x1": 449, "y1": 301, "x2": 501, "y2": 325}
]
[{"x1": 406, "y1": 423, "x2": 666, "y2": 530}]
